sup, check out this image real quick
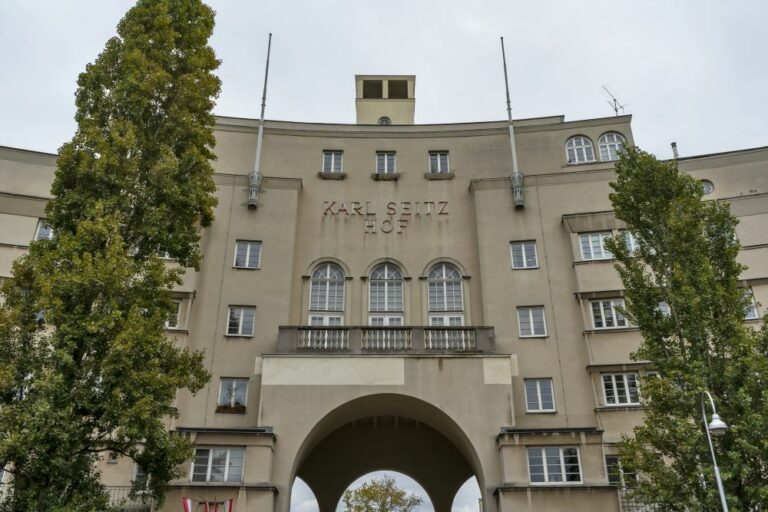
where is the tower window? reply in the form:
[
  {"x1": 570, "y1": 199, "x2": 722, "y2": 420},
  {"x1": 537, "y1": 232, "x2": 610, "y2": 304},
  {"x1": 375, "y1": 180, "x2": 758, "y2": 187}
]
[
  {"x1": 377, "y1": 116, "x2": 392, "y2": 126},
  {"x1": 429, "y1": 151, "x2": 450, "y2": 173},
  {"x1": 388, "y1": 80, "x2": 408, "y2": 99},
  {"x1": 322, "y1": 150, "x2": 343, "y2": 173},
  {"x1": 566, "y1": 136, "x2": 596, "y2": 164},
  {"x1": 363, "y1": 80, "x2": 383, "y2": 99},
  {"x1": 598, "y1": 132, "x2": 626, "y2": 161}
]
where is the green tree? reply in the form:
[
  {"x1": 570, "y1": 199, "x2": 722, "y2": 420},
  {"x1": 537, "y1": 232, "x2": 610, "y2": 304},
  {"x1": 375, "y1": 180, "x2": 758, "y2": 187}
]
[
  {"x1": 605, "y1": 146, "x2": 768, "y2": 510},
  {"x1": 341, "y1": 476, "x2": 424, "y2": 512},
  {"x1": 0, "y1": 0, "x2": 220, "y2": 510}
]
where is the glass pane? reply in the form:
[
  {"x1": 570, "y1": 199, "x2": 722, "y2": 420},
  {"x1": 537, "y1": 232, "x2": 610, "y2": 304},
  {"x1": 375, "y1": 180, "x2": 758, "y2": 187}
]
[
  {"x1": 615, "y1": 375, "x2": 628, "y2": 403},
  {"x1": 219, "y1": 380, "x2": 234, "y2": 406},
  {"x1": 524, "y1": 243, "x2": 537, "y2": 267},
  {"x1": 323, "y1": 152, "x2": 332, "y2": 172},
  {"x1": 528, "y1": 449, "x2": 545, "y2": 482},
  {"x1": 539, "y1": 380, "x2": 554, "y2": 410},
  {"x1": 429, "y1": 153, "x2": 438, "y2": 172},
  {"x1": 192, "y1": 449, "x2": 209, "y2": 482},
  {"x1": 627, "y1": 374, "x2": 639, "y2": 403},
  {"x1": 525, "y1": 380, "x2": 540, "y2": 410},
  {"x1": 604, "y1": 375, "x2": 616, "y2": 404},
  {"x1": 603, "y1": 302, "x2": 616, "y2": 327},
  {"x1": 242, "y1": 308, "x2": 255, "y2": 335},
  {"x1": 234, "y1": 381, "x2": 247, "y2": 406},
  {"x1": 227, "y1": 449, "x2": 244, "y2": 482},
  {"x1": 227, "y1": 308, "x2": 241, "y2": 335},
  {"x1": 248, "y1": 242, "x2": 260, "y2": 268},
  {"x1": 333, "y1": 153, "x2": 342, "y2": 172},
  {"x1": 377, "y1": 153, "x2": 385, "y2": 173},
  {"x1": 440, "y1": 153, "x2": 448, "y2": 171},
  {"x1": 234, "y1": 242, "x2": 248, "y2": 267},
  {"x1": 591, "y1": 302, "x2": 603, "y2": 328},
  {"x1": 532, "y1": 308, "x2": 545, "y2": 335},
  {"x1": 545, "y1": 447, "x2": 563, "y2": 482},
  {"x1": 518, "y1": 309, "x2": 531, "y2": 336},
  {"x1": 209, "y1": 449, "x2": 227, "y2": 482},
  {"x1": 511, "y1": 243, "x2": 523, "y2": 268},
  {"x1": 563, "y1": 448, "x2": 581, "y2": 481}
]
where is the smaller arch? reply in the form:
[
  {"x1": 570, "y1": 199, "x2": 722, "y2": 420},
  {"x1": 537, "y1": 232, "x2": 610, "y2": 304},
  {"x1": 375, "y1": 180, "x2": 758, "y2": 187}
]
[
  {"x1": 420, "y1": 257, "x2": 469, "y2": 279},
  {"x1": 309, "y1": 261, "x2": 346, "y2": 317},
  {"x1": 598, "y1": 131, "x2": 626, "y2": 161},
  {"x1": 304, "y1": 256, "x2": 352, "y2": 277},
  {"x1": 362, "y1": 257, "x2": 411, "y2": 279},
  {"x1": 336, "y1": 470, "x2": 434, "y2": 512},
  {"x1": 565, "y1": 135, "x2": 596, "y2": 164}
]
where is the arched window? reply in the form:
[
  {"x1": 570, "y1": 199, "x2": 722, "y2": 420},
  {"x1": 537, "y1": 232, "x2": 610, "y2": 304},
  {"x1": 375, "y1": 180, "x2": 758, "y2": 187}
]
[
  {"x1": 566, "y1": 136, "x2": 596, "y2": 164},
  {"x1": 369, "y1": 263, "x2": 404, "y2": 326},
  {"x1": 598, "y1": 132, "x2": 626, "y2": 161},
  {"x1": 427, "y1": 263, "x2": 464, "y2": 326},
  {"x1": 309, "y1": 262, "x2": 345, "y2": 325}
]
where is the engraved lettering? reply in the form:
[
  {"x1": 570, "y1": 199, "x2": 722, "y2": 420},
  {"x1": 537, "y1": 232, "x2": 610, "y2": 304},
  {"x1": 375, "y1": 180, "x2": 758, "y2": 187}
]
[
  {"x1": 337, "y1": 202, "x2": 349, "y2": 215},
  {"x1": 401, "y1": 202, "x2": 411, "y2": 215},
  {"x1": 324, "y1": 201, "x2": 337, "y2": 215},
  {"x1": 381, "y1": 218, "x2": 393, "y2": 233},
  {"x1": 398, "y1": 218, "x2": 409, "y2": 233},
  {"x1": 364, "y1": 218, "x2": 377, "y2": 233},
  {"x1": 438, "y1": 201, "x2": 449, "y2": 215},
  {"x1": 351, "y1": 201, "x2": 363, "y2": 216},
  {"x1": 386, "y1": 202, "x2": 397, "y2": 215},
  {"x1": 365, "y1": 201, "x2": 375, "y2": 216}
]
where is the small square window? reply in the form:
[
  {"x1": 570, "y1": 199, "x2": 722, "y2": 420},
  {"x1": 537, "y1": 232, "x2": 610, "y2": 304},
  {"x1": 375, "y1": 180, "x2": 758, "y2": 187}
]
[
  {"x1": 107, "y1": 452, "x2": 119, "y2": 464},
  {"x1": 218, "y1": 378, "x2": 248, "y2": 408},
  {"x1": 234, "y1": 240, "x2": 262, "y2": 269},
  {"x1": 363, "y1": 80, "x2": 383, "y2": 99},
  {"x1": 517, "y1": 306, "x2": 547, "y2": 337},
  {"x1": 388, "y1": 80, "x2": 408, "y2": 99},
  {"x1": 322, "y1": 150, "x2": 343, "y2": 173},
  {"x1": 34, "y1": 219, "x2": 53, "y2": 241},
  {"x1": 376, "y1": 152, "x2": 396, "y2": 174},
  {"x1": 510, "y1": 241, "x2": 538, "y2": 269},
  {"x1": 525, "y1": 378, "x2": 555, "y2": 412},
  {"x1": 428, "y1": 151, "x2": 450, "y2": 174},
  {"x1": 227, "y1": 306, "x2": 255, "y2": 336}
]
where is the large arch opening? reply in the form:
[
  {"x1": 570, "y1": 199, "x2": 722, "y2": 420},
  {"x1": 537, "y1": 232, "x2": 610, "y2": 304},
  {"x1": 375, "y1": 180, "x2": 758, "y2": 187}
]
[{"x1": 289, "y1": 394, "x2": 485, "y2": 512}]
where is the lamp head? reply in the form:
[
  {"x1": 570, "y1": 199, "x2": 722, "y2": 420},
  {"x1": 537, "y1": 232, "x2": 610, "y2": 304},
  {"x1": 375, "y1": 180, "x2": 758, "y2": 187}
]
[{"x1": 708, "y1": 413, "x2": 729, "y2": 436}]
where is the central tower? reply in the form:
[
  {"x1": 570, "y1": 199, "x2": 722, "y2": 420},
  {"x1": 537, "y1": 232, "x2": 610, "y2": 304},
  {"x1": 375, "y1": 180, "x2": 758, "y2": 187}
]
[{"x1": 355, "y1": 74, "x2": 415, "y2": 125}]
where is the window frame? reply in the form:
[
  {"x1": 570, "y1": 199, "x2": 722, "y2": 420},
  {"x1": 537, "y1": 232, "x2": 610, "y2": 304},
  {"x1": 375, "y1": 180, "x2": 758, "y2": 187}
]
[
  {"x1": 579, "y1": 232, "x2": 613, "y2": 261},
  {"x1": 605, "y1": 455, "x2": 637, "y2": 488},
  {"x1": 165, "y1": 298, "x2": 182, "y2": 330},
  {"x1": 598, "y1": 132, "x2": 626, "y2": 162},
  {"x1": 427, "y1": 263, "x2": 464, "y2": 313},
  {"x1": 233, "y1": 240, "x2": 262, "y2": 269},
  {"x1": 428, "y1": 151, "x2": 450, "y2": 174},
  {"x1": 565, "y1": 136, "x2": 596, "y2": 165},
  {"x1": 527, "y1": 446, "x2": 583, "y2": 485},
  {"x1": 602, "y1": 372, "x2": 641, "y2": 406},
  {"x1": 322, "y1": 150, "x2": 344, "y2": 173},
  {"x1": 226, "y1": 306, "x2": 256, "y2": 337},
  {"x1": 217, "y1": 378, "x2": 249, "y2": 408},
  {"x1": 524, "y1": 378, "x2": 556, "y2": 413},
  {"x1": 375, "y1": 151, "x2": 397, "y2": 174},
  {"x1": 190, "y1": 447, "x2": 245, "y2": 483},
  {"x1": 510, "y1": 240, "x2": 539, "y2": 269},
  {"x1": 590, "y1": 298, "x2": 629, "y2": 330},
  {"x1": 309, "y1": 262, "x2": 346, "y2": 313},
  {"x1": 744, "y1": 289, "x2": 759, "y2": 320},
  {"x1": 34, "y1": 219, "x2": 53, "y2": 241},
  {"x1": 517, "y1": 306, "x2": 547, "y2": 337}
]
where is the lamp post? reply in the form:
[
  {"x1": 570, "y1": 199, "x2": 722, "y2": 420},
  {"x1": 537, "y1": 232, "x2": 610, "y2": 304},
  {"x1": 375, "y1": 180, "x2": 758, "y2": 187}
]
[{"x1": 701, "y1": 390, "x2": 729, "y2": 512}]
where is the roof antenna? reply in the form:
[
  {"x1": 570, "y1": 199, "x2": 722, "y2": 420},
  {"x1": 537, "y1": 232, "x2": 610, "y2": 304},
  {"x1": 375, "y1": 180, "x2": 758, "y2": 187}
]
[
  {"x1": 500, "y1": 37, "x2": 524, "y2": 209},
  {"x1": 602, "y1": 85, "x2": 627, "y2": 117},
  {"x1": 248, "y1": 33, "x2": 272, "y2": 208}
]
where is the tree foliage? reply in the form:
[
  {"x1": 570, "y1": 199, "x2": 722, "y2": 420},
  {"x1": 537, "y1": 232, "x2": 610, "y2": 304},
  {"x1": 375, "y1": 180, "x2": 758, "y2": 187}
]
[
  {"x1": 606, "y1": 146, "x2": 768, "y2": 510},
  {"x1": 341, "y1": 476, "x2": 424, "y2": 512},
  {"x1": 0, "y1": 0, "x2": 220, "y2": 509}
]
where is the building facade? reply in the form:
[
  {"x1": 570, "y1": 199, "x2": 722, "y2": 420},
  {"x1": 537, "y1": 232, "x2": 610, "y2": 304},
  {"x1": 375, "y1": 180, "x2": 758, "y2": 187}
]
[{"x1": 1, "y1": 75, "x2": 767, "y2": 512}]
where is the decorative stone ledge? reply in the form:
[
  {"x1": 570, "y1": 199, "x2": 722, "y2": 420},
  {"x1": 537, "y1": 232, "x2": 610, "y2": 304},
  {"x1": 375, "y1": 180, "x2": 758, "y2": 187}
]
[
  {"x1": 317, "y1": 171, "x2": 346, "y2": 180},
  {"x1": 424, "y1": 171, "x2": 455, "y2": 180},
  {"x1": 371, "y1": 173, "x2": 401, "y2": 181}
]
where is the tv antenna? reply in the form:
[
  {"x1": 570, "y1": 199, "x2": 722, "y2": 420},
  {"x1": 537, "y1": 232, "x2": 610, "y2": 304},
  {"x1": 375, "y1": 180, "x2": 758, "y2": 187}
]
[{"x1": 602, "y1": 85, "x2": 627, "y2": 116}]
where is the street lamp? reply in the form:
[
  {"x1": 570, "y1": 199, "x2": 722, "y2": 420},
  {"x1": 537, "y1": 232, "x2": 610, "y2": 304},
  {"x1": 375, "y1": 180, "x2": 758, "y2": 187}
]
[{"x1": 701, "y1": 390, "x2": 729, "y2": 512}]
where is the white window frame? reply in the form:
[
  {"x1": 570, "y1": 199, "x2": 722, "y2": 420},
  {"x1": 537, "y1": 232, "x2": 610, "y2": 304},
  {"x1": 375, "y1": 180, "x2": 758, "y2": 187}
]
[
  {"x1": 602, "y1": 373, "x2": 640, "y2": 406},
  {"x1": 428, "y1": 314, "x2": 464, "y2": 327},
  {"x1": 34, "y1": 219, "x2": 53, "y2": 241},
  {"x1": 134, "y1": 463, "x2": 149, "y2": 490},
  {"x1": 309, "y1": 314, "x2": 344, "y2": 326},
  {"x1": 527, "y1": 446, "x2": 583, "y2": 485},
  {"x1": 427, "y1": 263, "x2": 464, "y2": 313},
  {"x1": 322, "y1": 150, "x2": 343, "y2": 173},
  {"x1": 376, "y1": 151, "x2": 396, "y2": 174},
  {"x1": 428, "y1": 151, "x2": 450, "y2": 173},
  {"x1": 368, "y1": 314, "x2": 404, "y2": 326},
  {"x1": 621, "y1": 230, "x2": 639, "y2": 255},
  {"x1": 517, "y1": 306, "x2": 547, "y2": 337},
  {"x1": 190, "y1": 447, "x2": 244, "y2": 483},
  {"x1": 226, "y1": 306, "x2": 256, "y2": 336},
  {"x1": 591, "y1": 299, "x2": 628, "y2": 329},
  {"x1": 605, "y1": 455, "x2": 637, "y2": 488},
  {"x1": 217, "y1": 378, "x2": 249, "y2": 408},
  {"x1": 566, "y1": 136, "x2": 596, "y2": 165},
  {"x1": 524, "y1": 378, "x2": 556, "y2": 413},
  {"x1": 745, "y1": 289, "x2": 759, "y2": 320},
  {"x1": 579, "y1": 232, "x2": 613, "y2": 261},
  {"x1": 165, "y1": 298, "x2": 182, "y2": 330},
  {"x1": 233, "y1": 240, "x2": 262, "y2": 269},
  {"x1": 368, "y1": 263, "x2": 404, "y2": 314},
  {"x1": 598, "y1": 132, "x2": 626, "y2": 162},
  {"x1": 510, "y1": 240, "x2": 538, "y2": 269},
  {"x1": 309, "y1": 262, "x2": 346, "y2": 313}
]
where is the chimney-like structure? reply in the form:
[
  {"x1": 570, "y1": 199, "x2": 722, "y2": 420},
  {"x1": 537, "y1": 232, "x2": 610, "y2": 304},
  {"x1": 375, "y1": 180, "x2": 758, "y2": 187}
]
[{"x1": 355, "y1": 75, "x2": 415, "y2": 125}]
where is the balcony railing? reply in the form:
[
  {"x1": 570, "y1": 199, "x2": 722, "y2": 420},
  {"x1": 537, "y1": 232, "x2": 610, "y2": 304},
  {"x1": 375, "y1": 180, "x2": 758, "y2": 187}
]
[
  {"x1": 618, "y1": 489, "x2": 654, "y2": 512},
  {"x1": 280, "y1": 326, "x2": 494, "y2": 354},
  {"x1": 107, "y1": 486, "x2": 154, "y2": 511}
]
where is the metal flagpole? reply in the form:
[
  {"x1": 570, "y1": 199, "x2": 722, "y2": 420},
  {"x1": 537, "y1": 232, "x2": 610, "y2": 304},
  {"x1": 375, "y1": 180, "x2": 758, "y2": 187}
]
[
  {"x1": 248, "y1": 33, "x2": 273, "y2": 208},
  {"x1": 500, "y1": 37, "x2": 524, "y2": 208}
]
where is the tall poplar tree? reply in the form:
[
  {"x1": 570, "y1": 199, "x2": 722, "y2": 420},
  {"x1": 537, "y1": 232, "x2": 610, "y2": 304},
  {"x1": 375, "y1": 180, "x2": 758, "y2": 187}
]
[
  {"x1": 0, "y1": 0, "x2": 220, "y2": 509},
  {"x1": 606, "y1": 147, "x2": 768, "y2": 510}
]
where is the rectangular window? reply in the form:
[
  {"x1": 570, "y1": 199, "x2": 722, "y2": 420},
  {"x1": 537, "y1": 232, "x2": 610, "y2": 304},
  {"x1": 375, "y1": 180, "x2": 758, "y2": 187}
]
[
  {"x1": 518, "y1": 306, "x2": 547, "y2": 337},
  {"x1": 218, "y1": 378, "x2": 248, "y2": 408},
  {"x1": 579, "y1": 232, "x2": 613, "y2": 260},
  {"x1": 745, "y1": 289, "x2": 759, "y2": 320},
  {"x1": 233, "y1": 240, "x2": 262, "y2": 269},
  {"x1": 368, "y1": 315, "x2": 403, "y2": 326},
  {"x1": 528, "y1": 447, "x2": 582, "y2": 484},
  {"x1": 428, "y1": 151, "x2": 449, "y2": 173},
  {"x1": 657, "y1": 301, "x2": 671, "y2": 317},
  {"x1": 34, "y1": 219, "x2": 53, "y2": 241},
  {"x1": 510, "y1": 241, "x2": 538, "y2": 269},
  {"x1": 525, "y1": 379, "x2": 555, "y2": 412},
  {"x1": 606, "y1": 455, "x2": 637, "y2": 488},
  {"x1": 622, "y1": 230, "x2": 639, "y2": 255},
  {"x1": 191, "y1": 447, "x2": 244, "y2": 483},
  {"x1": 591, "y1": 299, "x2": 628, "y2": 329},
  {"x1": 602, "y1": 373, "x2": 640, "y2": 405},
  {"x1": 227, "y1": 306, "x2": 255, "y2": 336},
  {"x1": 322, "y1": 150, "x2": 343, "y2": 173},
  {"x1": 428, "y1": 315, "x2": 464, "y2": 327},
  {"x1": 376, "y1": 152, "x2": 396, "y2": 174},
  {"x1": 165, "y1": 299, "x2": 182, "y2": 329},
  {"x1": 134, "y1": 464, "x2": 149, "y2": 489}
]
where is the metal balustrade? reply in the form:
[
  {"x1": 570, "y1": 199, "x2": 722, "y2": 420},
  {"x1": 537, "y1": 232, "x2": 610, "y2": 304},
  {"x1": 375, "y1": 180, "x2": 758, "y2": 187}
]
[
  {"x1": 107, "y1": 486, "x2": 154, "y2": 511},
  {"x1": 618, "y1": 489, "x2": 655, "y2": 512},
  {"x1": 279, "y1": 326, "x2": 494, "y2": 354}
]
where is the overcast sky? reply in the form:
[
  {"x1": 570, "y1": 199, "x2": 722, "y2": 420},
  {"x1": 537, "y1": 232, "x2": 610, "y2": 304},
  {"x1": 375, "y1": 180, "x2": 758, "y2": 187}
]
[
  {"x1": 2, "y1": 1, "x2": 767, "y2": 160},
  {"x1": 0, "y1": 1, "x2": 764, "y2": 510}
]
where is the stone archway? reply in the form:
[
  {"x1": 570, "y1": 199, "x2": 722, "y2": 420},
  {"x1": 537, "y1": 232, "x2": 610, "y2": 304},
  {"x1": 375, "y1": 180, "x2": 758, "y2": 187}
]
[{"x1": 290, "y1": 394, "x2": 484, "y2": 512}]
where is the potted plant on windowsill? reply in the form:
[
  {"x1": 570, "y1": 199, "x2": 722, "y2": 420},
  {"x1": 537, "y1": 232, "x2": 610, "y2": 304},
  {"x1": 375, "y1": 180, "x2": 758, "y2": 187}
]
[{"x1": 215, "y1": 402, "x2": 246, "y2": 414}]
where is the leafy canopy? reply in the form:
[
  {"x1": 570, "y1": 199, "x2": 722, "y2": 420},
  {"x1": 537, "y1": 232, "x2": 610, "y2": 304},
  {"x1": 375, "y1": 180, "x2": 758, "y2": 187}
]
[
  {"x1": 0, "y1": 0, "x2": 220, "y2": 510},
  {"x1": 341, "y1": 476, "x2": 424, "y2": 512},
  {"x1": 606, "y1": 146, "x2": 768, "y2": 511}
]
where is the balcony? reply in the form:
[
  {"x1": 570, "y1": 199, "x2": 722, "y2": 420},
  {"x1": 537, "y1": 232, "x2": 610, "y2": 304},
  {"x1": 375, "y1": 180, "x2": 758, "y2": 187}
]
[
  {"x1": 107, "y1": 486, "x2": 154, "y2": 511},
  {"x1": 277, "y1": 326, "x2": 495, "y2": 354}
]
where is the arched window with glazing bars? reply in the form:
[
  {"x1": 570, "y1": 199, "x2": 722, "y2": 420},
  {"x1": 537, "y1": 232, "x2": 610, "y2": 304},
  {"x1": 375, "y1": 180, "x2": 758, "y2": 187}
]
[
  {"x1": 368, "y1": 263, "x2": 404, "y2": 326},
  {"x1": 427, "y1": 262, "x2": 464, "y2": 326},
  {"x1": 309, "y1": 262, "x2": 345, "y2": 326}
]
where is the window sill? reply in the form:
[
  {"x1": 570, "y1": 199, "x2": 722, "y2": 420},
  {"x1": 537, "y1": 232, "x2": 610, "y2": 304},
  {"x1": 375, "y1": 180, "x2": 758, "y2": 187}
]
[
  {"x1": 216, "y1": 405, "x2": 247, "y2": 414},
  {"x1": 584, "y1": 327, "x2": 637, "y2": 334},
  {"x1": 318, "y1": 171, "x2": 347, "y2": 180},
  {"x1": 165, "y1": 328, "x2": 189, "y2": 334},
  {"x1": 595, "y1": 405, "x2": 643, "y2": 412},
  {"x1": 525, "y1": 410, "x2": 557, "y2": 414},
  {"x1": 371, "y1": 172, "x2": 401, "y2": 181},
  {"x1": 424, "y1": 172, "x2": 454, "y2": 180},
  {"x1": 512, "y1": 266, "x2": 540, "y2": 271},
  {"x1": 573, "y1": 258, "x2": 615, "y2": 265},
  {"x1": 232, "y1": 266, "x2": 261, "y2": 270},
  {"x1": 518, "y1": 335, "x2": 549, "y2": 339},
  {"x1": 224, "y1": 334, "x2": 254, "y2": 339}
]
